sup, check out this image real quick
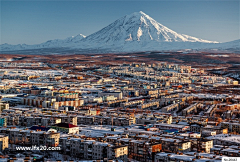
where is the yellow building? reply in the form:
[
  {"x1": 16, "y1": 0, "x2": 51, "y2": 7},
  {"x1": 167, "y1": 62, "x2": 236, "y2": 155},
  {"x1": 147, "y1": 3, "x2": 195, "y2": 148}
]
[
  {"x1": 107, "y1": 145, "x2": 128, "y2": 161},
  {"x1": 0, "y1": 135, "x2": 8, "y2": 151}
]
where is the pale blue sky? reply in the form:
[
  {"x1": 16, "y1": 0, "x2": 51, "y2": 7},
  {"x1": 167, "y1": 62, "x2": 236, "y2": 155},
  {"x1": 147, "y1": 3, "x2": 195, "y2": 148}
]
[{"x1": 1, "y1": 0, "x2": 239, "y2": 45}]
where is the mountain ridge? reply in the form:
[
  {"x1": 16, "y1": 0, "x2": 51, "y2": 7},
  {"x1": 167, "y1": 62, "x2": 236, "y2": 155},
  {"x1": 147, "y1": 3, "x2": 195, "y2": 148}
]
[{"x1": 1, "y1": 11, "x2": 238, "y2": 53}]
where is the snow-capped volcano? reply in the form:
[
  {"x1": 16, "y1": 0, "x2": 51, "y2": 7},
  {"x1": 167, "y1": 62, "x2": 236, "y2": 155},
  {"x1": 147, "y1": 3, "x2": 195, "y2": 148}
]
[
  {"x1": 83, "y1": 11, "x2": 217, "y2": 45},
  {"x1": 1, "y1": 11, "x2": 238, "y2": 53}
]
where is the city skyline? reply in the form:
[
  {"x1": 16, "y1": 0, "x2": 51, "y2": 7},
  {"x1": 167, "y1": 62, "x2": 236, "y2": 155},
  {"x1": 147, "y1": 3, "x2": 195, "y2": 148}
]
[{"x1": 1, "y1": 0, "x2": 239, "y2": 45}]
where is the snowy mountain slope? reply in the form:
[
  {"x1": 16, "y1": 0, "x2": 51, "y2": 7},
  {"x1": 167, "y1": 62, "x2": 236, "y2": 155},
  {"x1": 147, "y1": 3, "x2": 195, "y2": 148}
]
[
  {"x1": 1, "y1": 11, "x2": 238, "y2": 53},
  {"x1": 212, "y1": 39, "x2": 240, "y2": 49},
  {"x1": 0, "y1": 34, "x2": 86, "y2": 51},
  {"x1": 79, "y1": 11, "x2": 218, "y2": 50}
]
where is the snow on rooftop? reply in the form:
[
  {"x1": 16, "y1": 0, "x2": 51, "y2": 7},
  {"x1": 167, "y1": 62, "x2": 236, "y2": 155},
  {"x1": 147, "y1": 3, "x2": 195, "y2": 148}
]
[
  {"x1": 79, "y1": 125, "x2": 124, "y2": 137},
  {"x1": 207, "y1": 134, "x2": 240, "y2": 144}
]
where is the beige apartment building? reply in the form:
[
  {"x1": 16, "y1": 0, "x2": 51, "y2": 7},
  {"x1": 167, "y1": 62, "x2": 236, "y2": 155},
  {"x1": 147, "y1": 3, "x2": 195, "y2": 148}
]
[
  {"x1": 200, "y1": 139, "x2": 213, "y2": 153},
  {"x1": 107, "y1": 145, "x2": 128, "y2": 161},
  {"x1": 0, "y1": 135, "x2": 8, "y2": 152},
  {"x1": 30, "y1": 131, "x2": 60, "y2": 147},
  {"x1": 60, "y1": 116, "x2": 77, "y2": 126},
  {"x1": 69, "y1": 138, "x2": 128, "y2": 161}
]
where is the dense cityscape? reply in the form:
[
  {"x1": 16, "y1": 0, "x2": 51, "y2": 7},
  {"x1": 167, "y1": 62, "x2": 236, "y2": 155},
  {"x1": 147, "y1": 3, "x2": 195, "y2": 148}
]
[
  {"x1": 1, "y1": 1, "x2": 239, "y2": 161},
  {"x1": 0, "y1": 56, "x2": 239, "y2": 161}
]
